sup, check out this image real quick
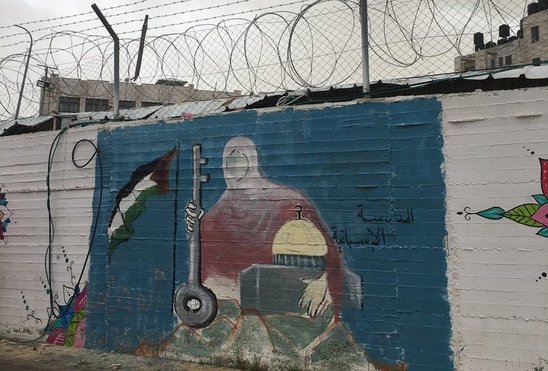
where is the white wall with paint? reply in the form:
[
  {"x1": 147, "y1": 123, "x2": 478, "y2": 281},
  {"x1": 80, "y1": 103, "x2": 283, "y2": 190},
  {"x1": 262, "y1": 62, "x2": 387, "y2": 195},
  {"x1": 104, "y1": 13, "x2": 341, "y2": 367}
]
[
  {"x1": 0, "y1": 88, "x2": 547, "y2": 370},
  {"x1": 0, "y1": 127, "x2": 98, "y2": 338},
  {"x1": 442, "y1": 88, "x2": 548, "y2": 371}
]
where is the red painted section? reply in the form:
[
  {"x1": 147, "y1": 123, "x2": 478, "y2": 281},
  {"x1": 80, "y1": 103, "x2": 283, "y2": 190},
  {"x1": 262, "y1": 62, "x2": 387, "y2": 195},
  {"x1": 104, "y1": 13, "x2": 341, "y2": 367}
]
[
  {"x1": 151, "y1": 149, "x2": 178, "y2": 193},
  {"x1": 74, "y1": 285, "x2": 88, "y2": 313},
  {"x1": 200, "y1": 138, "x2": 345, "y2": 320},
  {"x1": 541, "y1": 158, "x2": 548, "y2": 197},
  {"x1": 74, "y1": 318, "x2": 86, "y2": 348},
  {"x1": 46, "y1": 328, "x2": 66, "y2": 345},
  {"x1": 201, "y1": 189, "x2": 344, "y2": 318},
  {"x1": 0, "y1": 192, "x2": 5, "y2": 240}
]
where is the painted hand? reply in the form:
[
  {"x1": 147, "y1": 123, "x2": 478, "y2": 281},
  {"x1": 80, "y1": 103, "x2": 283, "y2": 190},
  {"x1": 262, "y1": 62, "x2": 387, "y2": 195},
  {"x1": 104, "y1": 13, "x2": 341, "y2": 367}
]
[
  {"x1": 185, "y1": 201, "x2": 204, "y2": 233},
  {"x1": 299, "y1": 272, "x2": 332, "y2": 318}
]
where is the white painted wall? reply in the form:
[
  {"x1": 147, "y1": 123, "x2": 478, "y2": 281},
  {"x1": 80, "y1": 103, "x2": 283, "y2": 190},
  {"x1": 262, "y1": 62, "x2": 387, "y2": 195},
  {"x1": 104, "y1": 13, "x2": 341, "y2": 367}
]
[
  {"x1": 1, "y1": 88, "x2": 547, "y2": 371},
  {"x1": 442, "y1": 88, "x2": 548, "y2": 371},
  {"x1": 0, "y1": 127, "x2": 98, "y2": 339}
]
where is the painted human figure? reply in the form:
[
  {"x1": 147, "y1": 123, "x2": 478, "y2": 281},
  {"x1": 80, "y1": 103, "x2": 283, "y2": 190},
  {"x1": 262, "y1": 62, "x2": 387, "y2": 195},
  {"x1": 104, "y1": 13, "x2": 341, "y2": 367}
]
[{"x1": 186, "y1": 136, "x2": 345, "y2": 319}]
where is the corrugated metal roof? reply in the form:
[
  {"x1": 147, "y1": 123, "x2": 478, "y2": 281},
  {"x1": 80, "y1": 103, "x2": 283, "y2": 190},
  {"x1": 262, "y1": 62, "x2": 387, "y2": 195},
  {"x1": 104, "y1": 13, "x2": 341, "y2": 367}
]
[
  {"x1": 75, "y1": 106, "x2": 161, "y2": 121},
  {"x1": 225, "y1": 95, "x2": 266, "y2": 110},
  {"x1": 0, "y1": 116, "x2": 53, "y2": 135},
  {"x1": 383, "y1": 64, "x2": 548, "y2": 85},
  {"x1": 121, "y1": 105, "x2": 162, "y2": 120},
  {"x1": 151, "y1": 99, "x2": 227, "y2": 119}
]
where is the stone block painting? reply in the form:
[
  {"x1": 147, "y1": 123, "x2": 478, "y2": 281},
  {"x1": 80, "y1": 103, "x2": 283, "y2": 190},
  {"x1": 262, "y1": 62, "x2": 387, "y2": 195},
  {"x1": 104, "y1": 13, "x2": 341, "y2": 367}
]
[{"x1": 86, "y1": 101, "x2": 452, "y2": 370}]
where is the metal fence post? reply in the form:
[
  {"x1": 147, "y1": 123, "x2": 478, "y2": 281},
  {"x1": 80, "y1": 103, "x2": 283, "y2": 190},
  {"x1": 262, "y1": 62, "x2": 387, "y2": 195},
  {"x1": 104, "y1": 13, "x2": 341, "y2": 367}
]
[
  {"x1": 92, "y1": 4, "x2": 120, "y2": 119},
  {"x1": 360, "y1": 0, "x2": 370, "y2": 95},
  {"x1": 14, "y1": 25, "x2": 33, "y2": 120}
]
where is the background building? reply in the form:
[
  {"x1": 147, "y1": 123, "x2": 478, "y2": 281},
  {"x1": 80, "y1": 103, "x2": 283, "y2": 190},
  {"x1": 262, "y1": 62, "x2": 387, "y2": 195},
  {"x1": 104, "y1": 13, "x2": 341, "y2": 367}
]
[
  {"x1": 39, "y1": 74, "x2": 242, "y2": 115},
  {"x1": 455, "y1": 5, "x2": 548, "y2": 72}
]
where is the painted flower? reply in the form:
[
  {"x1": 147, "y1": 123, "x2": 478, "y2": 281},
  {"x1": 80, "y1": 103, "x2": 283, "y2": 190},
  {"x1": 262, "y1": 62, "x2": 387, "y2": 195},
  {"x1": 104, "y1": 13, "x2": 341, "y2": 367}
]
[
  {"x1": 0, "y1": 190, "x2": 13, "y2": 241},
  {"x1": 541, "y1": 158, "x2": 548, "y2": 197},
  {"x1": 532, "y1": 203, "x2": 548, "y2": 227},
  {"x1": 466, "y1": 158, "x2": 548, "y2": 238}
]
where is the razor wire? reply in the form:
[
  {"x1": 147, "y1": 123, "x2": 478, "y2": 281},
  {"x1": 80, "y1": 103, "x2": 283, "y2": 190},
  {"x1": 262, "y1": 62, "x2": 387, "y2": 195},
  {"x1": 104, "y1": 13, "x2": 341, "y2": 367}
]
[{"x1": 0, "y1": 0, "x2": 533, "y2": 121}]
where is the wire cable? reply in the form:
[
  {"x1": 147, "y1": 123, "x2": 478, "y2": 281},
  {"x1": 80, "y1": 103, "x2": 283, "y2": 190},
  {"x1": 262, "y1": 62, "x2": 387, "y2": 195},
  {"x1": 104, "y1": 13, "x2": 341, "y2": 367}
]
[{"x1": 0, "y1": 126, "x2": 103, "y2": 344}]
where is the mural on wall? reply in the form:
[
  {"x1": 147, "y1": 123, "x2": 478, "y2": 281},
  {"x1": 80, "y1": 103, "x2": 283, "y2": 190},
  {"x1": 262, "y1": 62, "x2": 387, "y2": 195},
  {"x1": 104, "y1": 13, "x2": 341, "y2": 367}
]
[
  {"x1": 87, "y1": 102, "x2": 452, "y2": 370},
  {"x1": 163, "y1": 137, "x2": 371, "y2": 368},
  {"x1": 46, "y1": 285, "x2": 88, "y2": 348},
  {"x1": 20, "y1": 289, "x2": 42, "y2": 324},
  {"x1": 0, "y1": 184, "x2": 13, "y2": 243},
  {"x1": 17, "y1": 274, "x2": 87, "y2": 347},
  {"x1": 173, "y1": 144, "x2": 217, "y2": 329},
  {"x1": 460, "y1": 159, "x2": 548, "y2": 238},
  {"x1": 459, "y1": 158, "x2": 548, "y2": 284},
  {"x1": 18, "y1": 244, "x2": 89, "y2": 347},
  {"x1": 108, "y1": 147, "x2": 179, "y2": 261}
]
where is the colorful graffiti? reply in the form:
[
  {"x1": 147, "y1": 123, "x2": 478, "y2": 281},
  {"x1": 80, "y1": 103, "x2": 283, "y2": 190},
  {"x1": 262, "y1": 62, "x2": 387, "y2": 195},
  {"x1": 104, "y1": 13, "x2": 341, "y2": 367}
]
[
  {"x1": 87, "y1": 101, "x2": 452, "y2": 370},
  {"x1": 460, "y1": 158, "x2": 548, "y2": 238},
  {"x1": 18, "y1": 243, "x2": 88, "y2": 346},
  {"x1": 46, "y1": 285, "x2": 88, "y2": 347},
  {"x1": 0, "y1": 184, "x2": 13, "y2": 243}
]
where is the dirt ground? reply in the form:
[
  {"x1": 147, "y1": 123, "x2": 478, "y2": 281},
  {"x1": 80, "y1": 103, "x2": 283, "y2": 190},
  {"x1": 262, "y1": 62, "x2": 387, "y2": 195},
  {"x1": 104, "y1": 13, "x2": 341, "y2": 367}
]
[{"x1": 0, "y1": 338, "x2": 235, "y2": 371}]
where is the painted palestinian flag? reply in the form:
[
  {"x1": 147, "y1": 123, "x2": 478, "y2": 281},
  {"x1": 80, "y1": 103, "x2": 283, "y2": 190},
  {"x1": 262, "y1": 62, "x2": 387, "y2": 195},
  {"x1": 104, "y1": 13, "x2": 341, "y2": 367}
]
[{"x1": 108, "y1": 147, "x2": 179, "y2": 260}]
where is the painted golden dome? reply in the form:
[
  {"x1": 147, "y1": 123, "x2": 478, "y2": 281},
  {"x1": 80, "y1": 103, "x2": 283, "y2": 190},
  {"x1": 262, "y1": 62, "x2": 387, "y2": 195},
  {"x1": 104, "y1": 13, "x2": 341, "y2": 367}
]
[{"x1": 272, "y1": 218, "x2": 327, "y2": 256}]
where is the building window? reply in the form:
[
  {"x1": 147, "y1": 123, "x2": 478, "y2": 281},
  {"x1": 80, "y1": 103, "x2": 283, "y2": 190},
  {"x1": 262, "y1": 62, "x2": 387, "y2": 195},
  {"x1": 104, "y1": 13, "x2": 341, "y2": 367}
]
[
  {"x1": 462, "y1": 59, "x2": 475, "y2": 71},
  {"x1": 85, "y1": 98, "x2": 108, "y2": 112},
  {"x1": 141, "y1": 101, "x2": 161, "y2": 107},
  {"x1": 490, "y1": 59, "x2": 496, "y2": 68},
  {"x1": 498, "y1": 57, "x2": 504, "y2": 67},
  {"x1": 505, "y1": 55, "x2": 512, "y2": 65},
  {"x1": 531, "y1": 26, "x2": 540, "y2": 43},
  {"x1": 119, "y1": 100, "x2": 136, "y2": 109},
  {"x1": 58, "y1": 96, "x2": 80, "y2": 113},
  {"x1": 533, "y1": 57, "x2": 541, "y2": 65}
]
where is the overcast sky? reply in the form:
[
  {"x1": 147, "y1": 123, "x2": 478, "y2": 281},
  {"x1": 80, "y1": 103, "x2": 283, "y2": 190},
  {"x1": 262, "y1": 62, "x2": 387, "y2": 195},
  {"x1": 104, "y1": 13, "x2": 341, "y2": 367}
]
[
  {"x1": 0, "y1": 0, "x2": 294, "y2": 37},
  {"x1": 0, "y1": 0, "x2": 83, "y2": 24}
]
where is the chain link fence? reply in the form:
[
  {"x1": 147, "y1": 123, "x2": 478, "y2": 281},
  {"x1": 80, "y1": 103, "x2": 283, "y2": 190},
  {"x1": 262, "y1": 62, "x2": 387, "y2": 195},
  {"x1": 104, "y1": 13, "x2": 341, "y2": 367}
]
[{"x1": 0, "y1": 0, "x2": 541, "y2": 123}]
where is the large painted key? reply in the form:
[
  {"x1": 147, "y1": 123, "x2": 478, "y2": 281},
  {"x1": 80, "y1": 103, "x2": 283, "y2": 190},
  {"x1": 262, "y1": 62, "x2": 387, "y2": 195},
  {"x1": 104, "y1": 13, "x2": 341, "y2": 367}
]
[{"x1": 174, "y1": 144, "x2": 217, "y2": 328}]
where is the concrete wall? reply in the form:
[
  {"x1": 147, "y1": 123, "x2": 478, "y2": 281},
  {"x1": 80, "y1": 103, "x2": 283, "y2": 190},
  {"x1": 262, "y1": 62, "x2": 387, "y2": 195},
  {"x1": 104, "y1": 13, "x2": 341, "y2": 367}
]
[
  {"x1": 0, "y1": 88, "x2": 547, "y2": 370},
  {"x1": 443, "y1": 88, "x2": 548, "y2": 371},
  {"x1": 0, "y1": 127, "x2": 99, "y2": 343}
]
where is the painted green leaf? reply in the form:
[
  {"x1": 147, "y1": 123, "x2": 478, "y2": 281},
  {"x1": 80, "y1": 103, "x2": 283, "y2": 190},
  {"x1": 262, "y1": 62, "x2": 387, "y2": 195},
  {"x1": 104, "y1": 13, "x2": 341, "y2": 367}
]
[
  {"x1": 477, "y1": 207, "x2": 505, "y2": 220},
  {"x1": 503, "y1": 204, "x2": 543, "y2": 227},
  {"x1": 533, "y1": 194, "x2": 548, "y2": 205},
  {"x1": 108, "y1": 186, "x2": 159, "y2": 260},
  {"x1": 64, "y1": 310, "x2": 86, "y2": 347},
  {"x1": 537, "y1": 227, "x2": 548, "y2": 238}
]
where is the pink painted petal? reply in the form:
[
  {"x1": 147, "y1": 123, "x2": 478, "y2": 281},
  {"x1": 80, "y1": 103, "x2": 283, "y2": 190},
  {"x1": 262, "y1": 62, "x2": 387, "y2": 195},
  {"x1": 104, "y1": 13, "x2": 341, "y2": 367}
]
[
  {"x1": 541, "y1": 159, "x2": 548, "y2": 197},
  {"x1": 532, "y1": 203, "x2": 548, "y2": 226},
  {"x1": 74, "y1": 318, "x2": 86, "y2": 348}
]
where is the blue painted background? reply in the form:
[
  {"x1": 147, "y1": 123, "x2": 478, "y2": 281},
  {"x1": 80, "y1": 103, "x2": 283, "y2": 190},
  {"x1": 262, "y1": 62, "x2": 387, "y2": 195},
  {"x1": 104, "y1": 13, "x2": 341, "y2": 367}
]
[{"x1": 87, "y1": 99, "x2": 452, "y2": 370}]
